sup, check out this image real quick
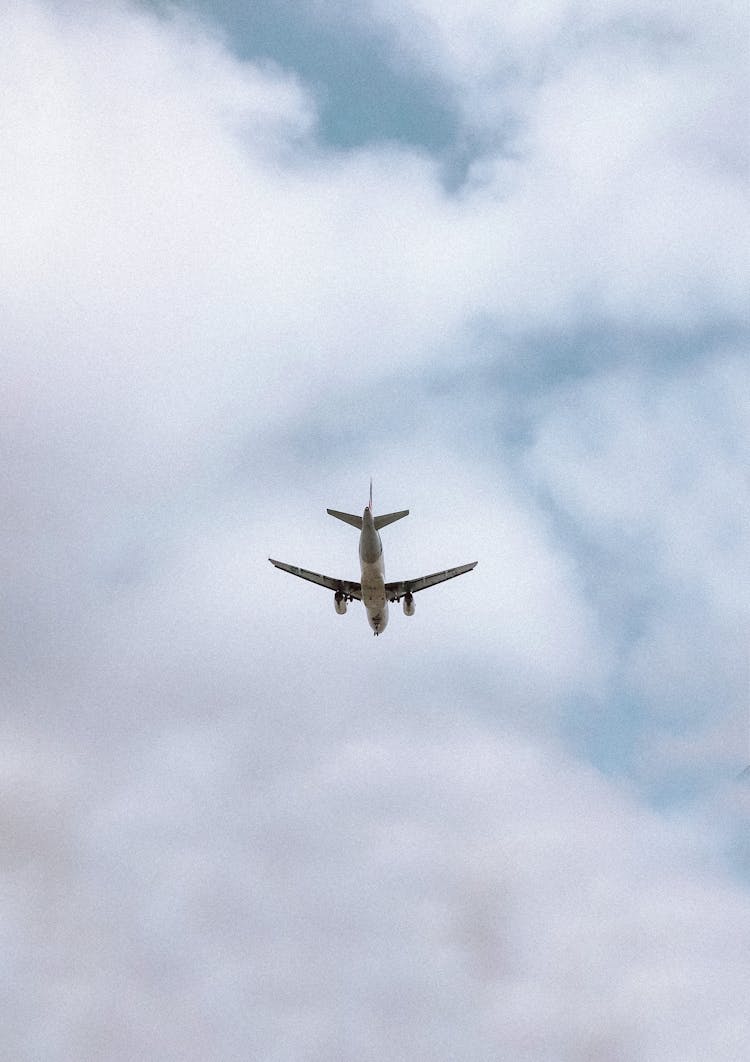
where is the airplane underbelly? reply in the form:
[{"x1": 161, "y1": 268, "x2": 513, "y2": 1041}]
[
  {"x1": 360, "y1": 561, "x2": 386, "y2": 609},
  {"x1": 361, "y1": 560, "x2": 388, "y2": 632}
]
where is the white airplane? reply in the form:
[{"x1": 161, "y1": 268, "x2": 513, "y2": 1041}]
[{"x1": 269, "y1": 484, "x2": 477, "y2": 635}]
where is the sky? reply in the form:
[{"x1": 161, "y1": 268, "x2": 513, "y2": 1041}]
[{"x1": 2, "y1": 0, "x2": 749, "y2": 1058}]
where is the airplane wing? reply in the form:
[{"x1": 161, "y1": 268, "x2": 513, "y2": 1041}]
[
  {"x1": 268, "y1": 558, "x2": 363, "y2": 600},
  {"x1": 385, "y1": 561, "x2": 477, "y2": 600}
]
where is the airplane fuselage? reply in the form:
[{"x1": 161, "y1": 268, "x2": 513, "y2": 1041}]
[{"x1": 359, "y1": 507, "x2": 388, "y2": 634}]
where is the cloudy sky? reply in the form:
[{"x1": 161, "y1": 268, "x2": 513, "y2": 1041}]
[{"x1": 2, "y1": 1, "x2": 749, "y2": 1058}]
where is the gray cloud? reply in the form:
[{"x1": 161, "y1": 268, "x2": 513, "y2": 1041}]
[{"x1": 4, "y1": 718, "x2": 749, "y2": 1060}]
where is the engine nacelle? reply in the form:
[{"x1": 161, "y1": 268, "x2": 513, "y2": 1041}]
[
  {"x1": 334, "y1": 591, "x2": 348, "y2": 615},
  {"x1": 402, "y1": 593, "x2": 415, "y2": 617}
]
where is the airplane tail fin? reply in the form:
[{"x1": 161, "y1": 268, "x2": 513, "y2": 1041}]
[
  {"x1": 374, "y1": 510, "x2": 409, "y2": 530},
  {"x1": 327, "y1": 509, "x2": 363, "y2": 529},
  {"x1": 369, "y1": 480, "x2": 408, "y2": 529}
]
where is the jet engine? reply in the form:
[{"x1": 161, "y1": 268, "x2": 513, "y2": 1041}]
[
  {"x1": 402, "y1": 593, "x2": 415, "y2": 617},
  {"x1": 334, "y1": 591, "x2": 348, "y2": 615}
]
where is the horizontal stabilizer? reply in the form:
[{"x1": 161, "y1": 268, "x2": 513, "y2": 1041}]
[
  {"x1": 326, "y1": 509, "x2": 363, "y2": 529},
  {"x1": 374, "y1": 510, "x2": 409, "y2": 530}
]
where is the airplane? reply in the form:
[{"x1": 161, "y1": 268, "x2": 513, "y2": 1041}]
[{"x1": 269, "y1": 483, "x2": 477, "y2": 635}]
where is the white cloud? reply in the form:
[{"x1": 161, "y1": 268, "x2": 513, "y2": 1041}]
[
  {"x1": 358, "y1": 0, "x2": 747, "y2": 124},
  {"x1": 526, "y1": 353, "x2": 748, "y2": 602},
  {"x1": 525, "y1": 351, "x2": 749, "y2": 773},
  {"x1": 344, "y1": 0, "x2": 749, "y2": 327},
  {"x1": 2, "y1": 2, "x2": 749, "y2": 1058}
]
